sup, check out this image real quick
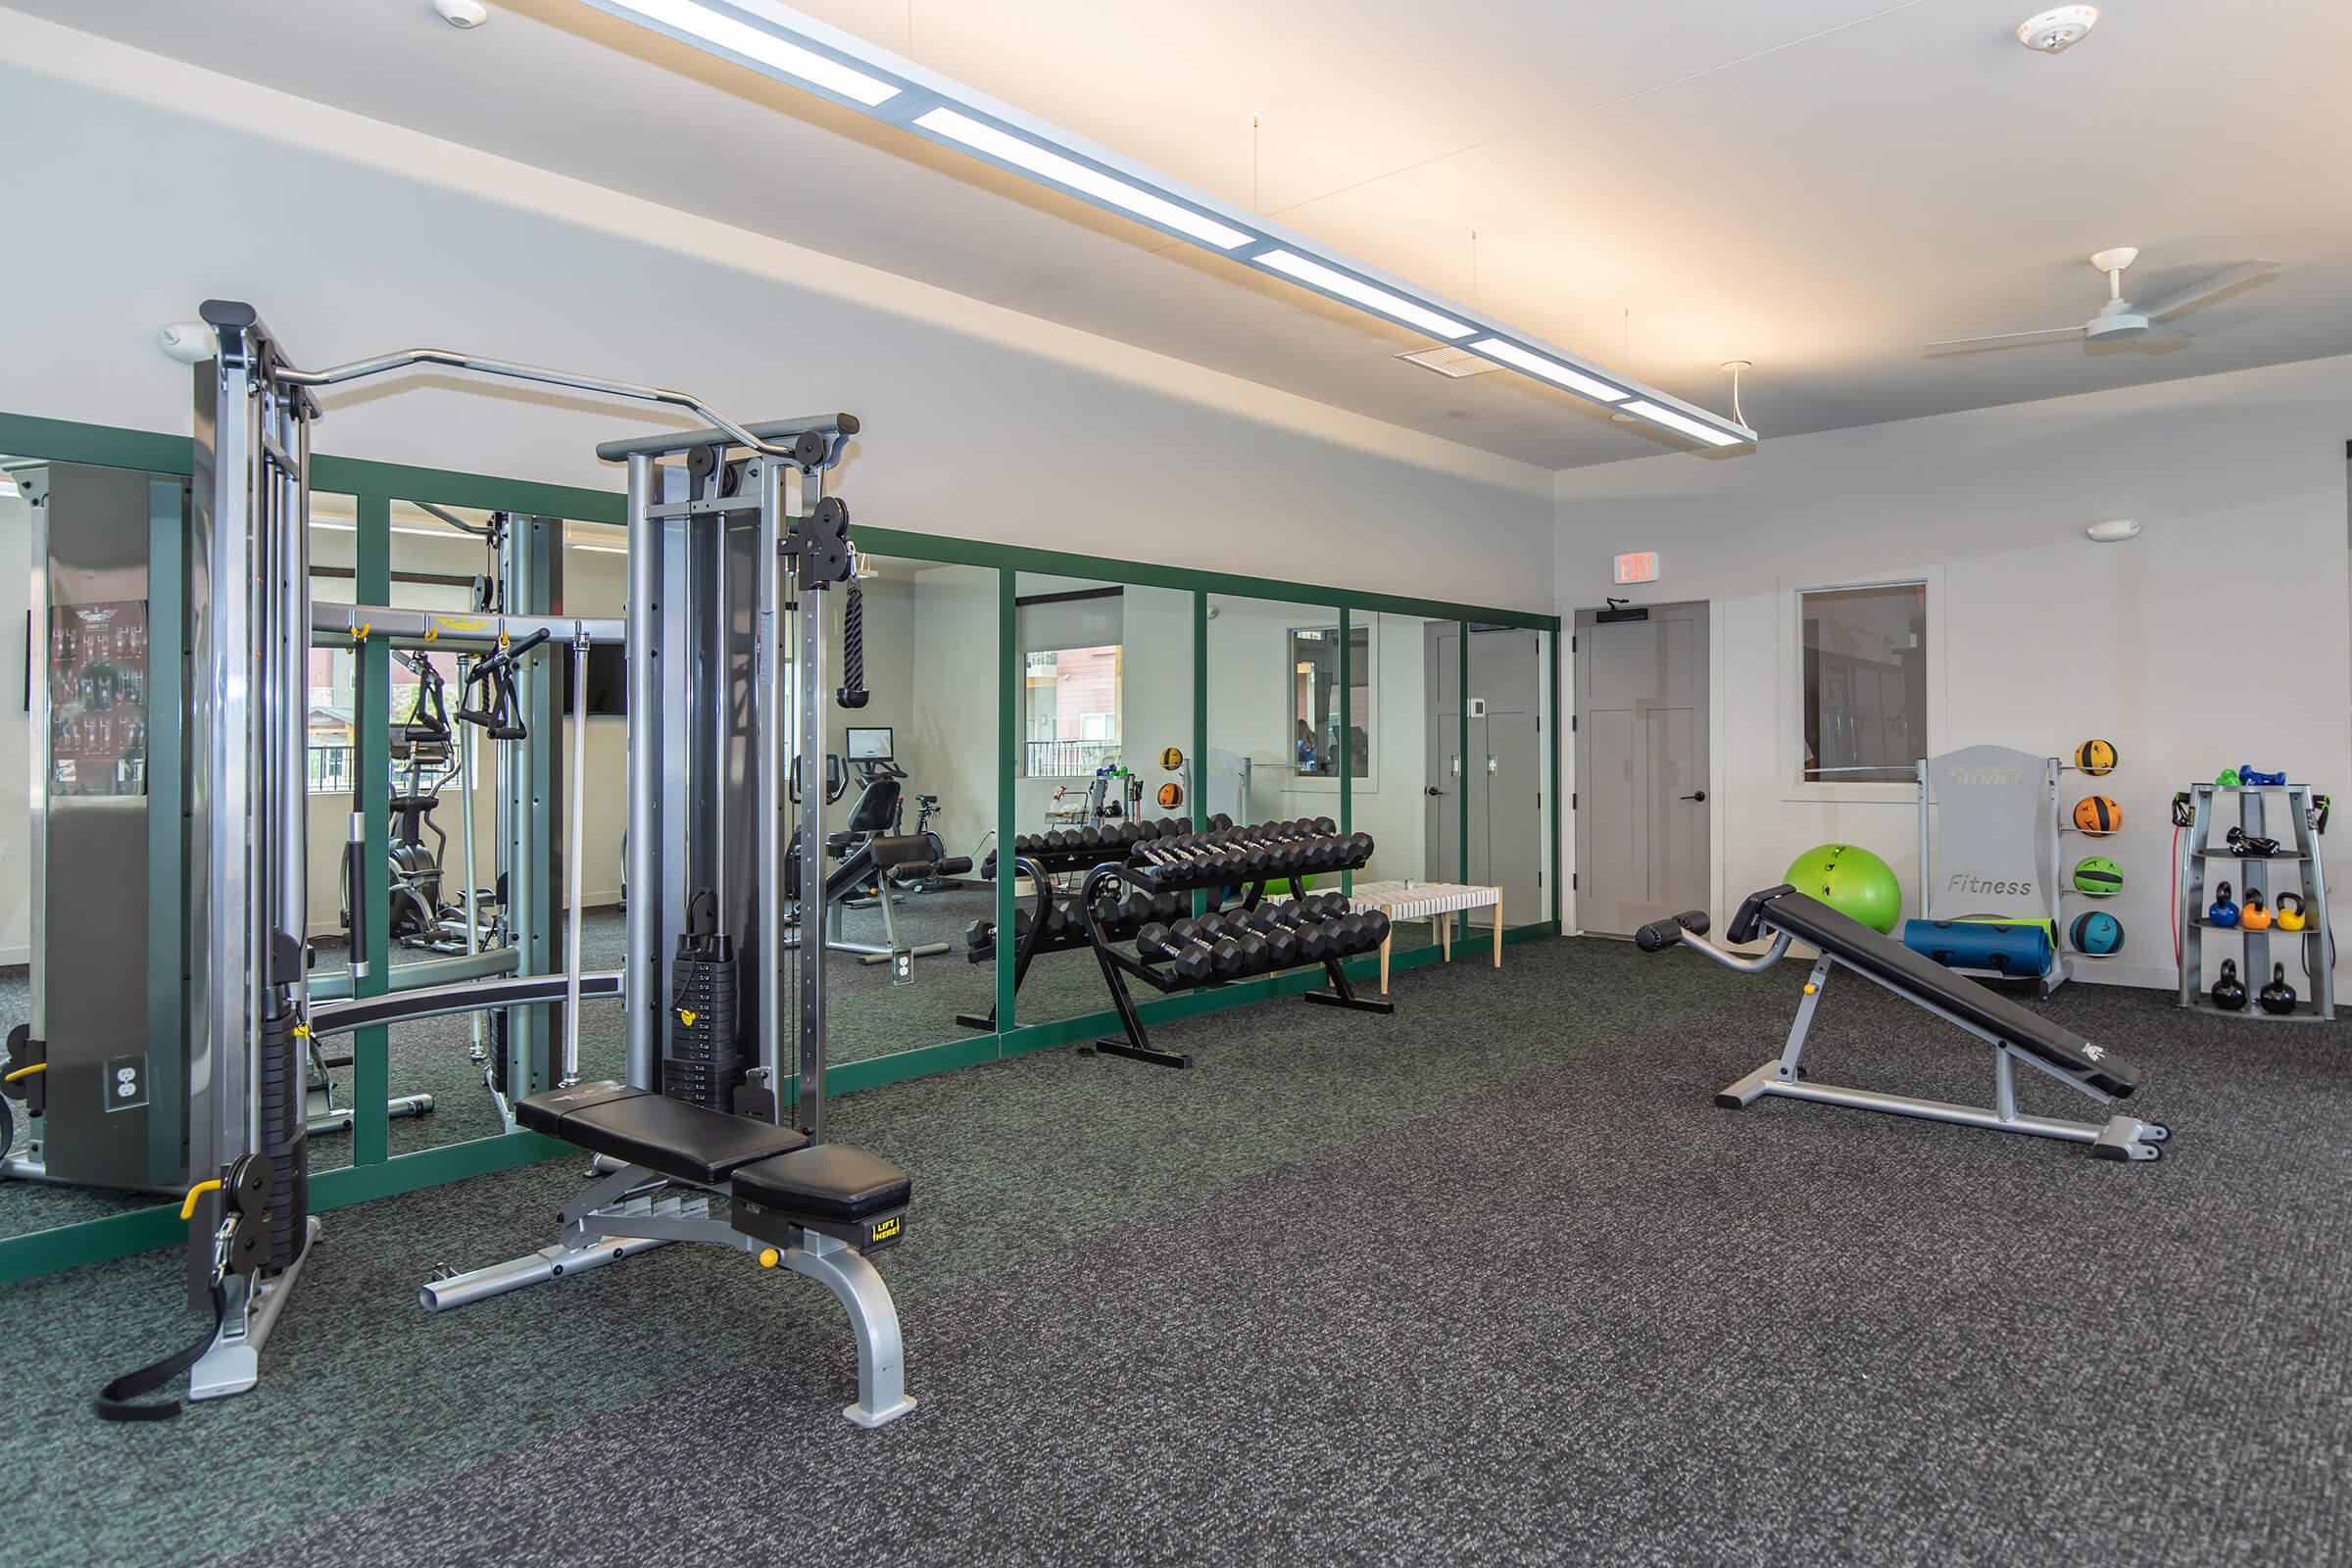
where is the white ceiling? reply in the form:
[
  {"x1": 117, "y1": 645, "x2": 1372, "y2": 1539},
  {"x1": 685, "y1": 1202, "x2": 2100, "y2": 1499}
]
[{"x1": 15, "y1": 0, "x2": 2351, "y2": 467}]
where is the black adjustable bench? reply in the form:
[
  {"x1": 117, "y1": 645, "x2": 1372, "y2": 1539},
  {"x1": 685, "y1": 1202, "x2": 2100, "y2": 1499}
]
[
  {"x1": 428, "y1": 1081, "x2": 916, "y2": 1424},
  {"x1": 1638, "y1": 884, "x2": 2168, "y2": 1162}
]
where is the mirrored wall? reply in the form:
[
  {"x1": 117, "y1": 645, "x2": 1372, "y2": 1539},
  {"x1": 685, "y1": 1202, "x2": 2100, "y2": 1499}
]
[
  {"x1": 817, "y1": 552, "x2": 999, "y2": 1067},
  {"x1": 1002, "y1": 572, "x2": 1195, "y2": 1035},
  {"x1": 0, "y1": 415, "x2": 1557, "y2": 1276}
]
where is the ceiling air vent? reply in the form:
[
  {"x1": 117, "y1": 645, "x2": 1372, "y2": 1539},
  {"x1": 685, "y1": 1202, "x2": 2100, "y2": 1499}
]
[{"x1": 1395, "y1": 346, "x2": 1500, "y2": 378}]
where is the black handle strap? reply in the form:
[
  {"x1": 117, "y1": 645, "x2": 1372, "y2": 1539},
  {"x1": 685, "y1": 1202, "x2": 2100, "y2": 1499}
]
[{"x1": 94, "y1": 1282, "x2": 227, "y2": 1422}]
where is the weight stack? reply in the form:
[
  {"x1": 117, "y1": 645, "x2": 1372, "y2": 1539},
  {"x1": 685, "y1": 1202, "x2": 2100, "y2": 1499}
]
[
  {"x1": 664, "y1": 900, "x2": 743, "y2": 1110},
  {"x1": 255, "y1": 996, "x2": 310, "y2": 1275}
]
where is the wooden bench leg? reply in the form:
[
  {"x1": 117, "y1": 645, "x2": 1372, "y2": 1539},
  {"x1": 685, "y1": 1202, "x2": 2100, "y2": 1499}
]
[
  {"x1": 1493, "y1": 892, "x2": 1503, "y2": 968},
  {"x1": 1440, "y1": 916, "x2": 1451, "y2": 961},
  {"x1": 1380, "y1": 934, "x2": 1391, "y2": 995}
]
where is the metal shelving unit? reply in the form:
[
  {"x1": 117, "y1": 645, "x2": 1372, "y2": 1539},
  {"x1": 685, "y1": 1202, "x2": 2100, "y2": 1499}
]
[{"x1": 2176, "y1": 783, "x2": 2334, "y2": 1021}]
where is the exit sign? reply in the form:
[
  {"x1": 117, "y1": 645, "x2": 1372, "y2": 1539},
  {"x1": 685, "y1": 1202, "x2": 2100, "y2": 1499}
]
[{"x1": 1613, "y1": 551, "x2": 1660, "y2": 585}]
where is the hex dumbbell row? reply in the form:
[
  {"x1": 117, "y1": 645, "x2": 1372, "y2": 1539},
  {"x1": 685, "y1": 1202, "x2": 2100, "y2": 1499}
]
[
  {"x1": 966, "y1": 884, "x2": 1191, "y2": 959},
  {"x1": 1130, "y1": 817, "x2": 1375, "y2": 892},
  {"x1": 1134, "y1": 896, "x2": 1390, "y2": 986},
  {"x1": 1006, "y1": 813, "x2": 1224, "y2": 870}
]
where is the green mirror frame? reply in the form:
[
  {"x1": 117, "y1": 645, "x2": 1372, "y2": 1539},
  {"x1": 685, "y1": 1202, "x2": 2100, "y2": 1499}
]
[{"x1": 0, "y1": 410, "x2": 1558, "y2": 1283}]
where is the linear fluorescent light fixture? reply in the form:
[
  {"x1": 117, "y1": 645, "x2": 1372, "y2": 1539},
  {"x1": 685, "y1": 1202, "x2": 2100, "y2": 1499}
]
[
  {"x1": 1468, "y1": 338, "x2": 1626, "y2": 403},
  {"x1": 1617, "y1": 399, "x2": 1745, "y2": 449},
  {"x1": 575, "y1": 0, "x2": 1757, "y2": 449}
]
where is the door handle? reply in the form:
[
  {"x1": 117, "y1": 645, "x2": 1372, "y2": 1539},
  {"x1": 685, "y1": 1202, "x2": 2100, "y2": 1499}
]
[
  {"x1": 1425, "y1": 786, "x2": 1446, "y2": 798},
  {"x1": 1681, "y1": 791, "x2": 1707, "y2": 802}
]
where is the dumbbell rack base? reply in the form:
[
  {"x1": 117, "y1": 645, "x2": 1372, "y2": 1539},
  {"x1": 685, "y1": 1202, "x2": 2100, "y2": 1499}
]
[
  {"x1": 1080, "y1": 955, "x2": 1391, "y2": 1069},
  {"x1": 1076, "y1": 862, "x2": 1394, "y2": 1069}
]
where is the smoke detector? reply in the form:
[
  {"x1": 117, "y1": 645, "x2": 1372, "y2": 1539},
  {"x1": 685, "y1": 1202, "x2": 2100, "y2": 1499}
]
[
  {"x1": 434, "y1": 0, "x2": 489, "y2": 28},
  {"x1": 2018, "y1": 7, "x2": 2096, "y2": 53}
]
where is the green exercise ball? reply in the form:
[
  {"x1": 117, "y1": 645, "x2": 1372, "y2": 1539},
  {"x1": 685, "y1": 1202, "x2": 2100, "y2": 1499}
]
[{"x1": 1785, "y1": 843, "x2": 1903, "y2": 934}]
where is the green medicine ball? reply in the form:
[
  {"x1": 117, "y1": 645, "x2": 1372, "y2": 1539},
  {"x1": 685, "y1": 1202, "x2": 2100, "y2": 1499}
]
[
  {"x1": 1784, "y1": 843, "x2": 1903, "y2": 935},
  {"x1": 2073, "y1": 856, "x2": 2125, "y2": 898}
]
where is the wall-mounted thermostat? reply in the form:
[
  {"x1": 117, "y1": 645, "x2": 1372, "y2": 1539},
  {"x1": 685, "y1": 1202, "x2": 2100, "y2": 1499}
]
[{"x1": 1468, "y1": 697, "x2": 1489, "y2": 718}]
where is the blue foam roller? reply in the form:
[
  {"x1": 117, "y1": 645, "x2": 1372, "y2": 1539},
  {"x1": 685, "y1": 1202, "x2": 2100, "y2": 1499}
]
[{"x1": 1901, "y1": 918, "x2": 2054, "y2": 977}]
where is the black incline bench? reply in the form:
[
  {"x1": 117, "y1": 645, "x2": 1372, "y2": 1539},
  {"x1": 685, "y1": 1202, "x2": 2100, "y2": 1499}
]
[
  {"x1": 422, "y1": 1081, "x2": 916, "y2": 1426},
  {"x1": 1638, "y1": 883, "x2": 2168, "y2": 1161}
]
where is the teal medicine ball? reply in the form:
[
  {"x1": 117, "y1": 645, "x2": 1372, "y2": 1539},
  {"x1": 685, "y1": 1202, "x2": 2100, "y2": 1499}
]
[
  {"x1": 2073, "y1": 856, "x2": 2124, "y2": 898},
  {"x1": 1785, "y1": 843, "x2": 1903, "y2": 935},
  {"x1": 2069, "y1": 909, "x2": 2126, "y2": 956}
]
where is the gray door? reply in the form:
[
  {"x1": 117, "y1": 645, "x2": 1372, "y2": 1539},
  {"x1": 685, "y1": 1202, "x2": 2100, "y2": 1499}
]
[
  {"x1": 1468, "y1": 628, "x2": 1543, "y2": 927},
  {"x1": 1574, "y1": 603, "x2": 1708, "y2": 937},
  {"x1": 1424, "y1": 623, "x2": 1460, "y2": 882}
]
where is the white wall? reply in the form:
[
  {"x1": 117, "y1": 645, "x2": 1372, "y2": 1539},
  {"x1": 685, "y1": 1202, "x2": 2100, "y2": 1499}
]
[
  {"x1": 1555, "y1": 353, "x2": 2352, "y2": 993},
  {"x1": 0, "y1": 14, "x2": 1554, "y2": 609}
]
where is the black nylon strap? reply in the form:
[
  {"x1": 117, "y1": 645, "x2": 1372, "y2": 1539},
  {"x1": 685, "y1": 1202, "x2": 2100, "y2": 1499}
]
[{"x1": 94, "y1": 1281, "x2": 227, "y2": 1423}]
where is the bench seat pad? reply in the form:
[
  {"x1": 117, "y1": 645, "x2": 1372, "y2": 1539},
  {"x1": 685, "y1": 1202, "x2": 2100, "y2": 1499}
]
[
  {"x1": 732, "y1": 1144, "x2": 910, "y2": 1221},
  {"x1": 514, "y1": 1081, "x2": 808, "y2": 1184}
]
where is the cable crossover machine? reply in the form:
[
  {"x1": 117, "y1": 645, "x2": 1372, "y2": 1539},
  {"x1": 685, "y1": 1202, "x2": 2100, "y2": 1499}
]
[{"x1": 103, "y1": 301, "x2": 914, "y2": 1427}]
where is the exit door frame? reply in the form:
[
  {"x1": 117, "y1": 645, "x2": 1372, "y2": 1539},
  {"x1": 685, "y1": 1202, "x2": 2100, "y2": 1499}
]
[{"x1": 1569, "y1": 599, "x2": 1714, "y2": 939}]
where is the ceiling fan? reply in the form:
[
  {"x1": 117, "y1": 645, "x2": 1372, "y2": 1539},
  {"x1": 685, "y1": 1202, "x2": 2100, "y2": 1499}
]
[{"x1": 1928, "y1": 248, "x2": 2278, "y2": 353}]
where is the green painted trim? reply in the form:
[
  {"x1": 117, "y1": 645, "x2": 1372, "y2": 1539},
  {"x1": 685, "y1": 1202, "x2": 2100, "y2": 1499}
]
[
  {"x1": 146, "y1": 479, "x2": 189, "y2": 1182},
  {"x1": 0, "y1": 1131, "x2": 572, "y2": 1283},
  {"x1": 0, "y1": 413, "x2": 192, "y2": 476},
  {"x1": 310, "y1": 1128, "x2": 569, "y2": 1203},
  {"x1": 1192, "y1": 590, "x2": 1208, "y2": 916},
  {"x1": 996, "y1": 566, "x2": 1017, "y2": 1034},
  {"x1": 0, "y1": 409, "x2": 1567, "y2": 1282},
  {"x1": 1338, "y1": 607, "x2": 1352, "y2": 898},
  {"x1": 354, "y1": 491, "x2": 393, "y2": 1167},
  {"x1": 1458, "y1": 622, "x2": 1472, "y2": 942},
  {"x1": 855, "y1": 524, "x2": 1554, "y2": 630},
  {"x1": 829, "y1": 1032, "x2": 1004, "y2": 1095},
  {"x1": 0, "y1": 413, "x2": 1554, "y2": 632},
  {"x1": 311, "y1": 455, "x2": 623, "y2": 523}
]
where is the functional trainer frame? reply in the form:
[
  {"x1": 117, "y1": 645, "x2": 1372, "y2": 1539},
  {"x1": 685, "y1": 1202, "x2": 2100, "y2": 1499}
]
[
  {"x1": 134, "y1": 303, "x2": 913, "y2": 1426},
  {"x1": 1639, "y1": 885, "x2": 2168, "y2": 1161}
]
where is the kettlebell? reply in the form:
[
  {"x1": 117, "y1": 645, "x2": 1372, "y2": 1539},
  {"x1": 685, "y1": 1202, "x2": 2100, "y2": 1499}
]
[
  {"x1": 2206, "y1": 880, "x2": 2240, "y2": 927},
  {"x1": 2277, "y1": 892, "x2": 2307, "y2": 932},
  {"x1": 2217, "y1": 767, "x2": 2242, "y2": 788},
  {"x1": 2211, "y1": 959, "x2": 2248, "y2": 1011},
  {"x1": 2240, "y1": 889, "x2": 2272, "y2": 931},
  {"x1": 2259, "y1": 963, "x2": 2299, "y2": 1015}
]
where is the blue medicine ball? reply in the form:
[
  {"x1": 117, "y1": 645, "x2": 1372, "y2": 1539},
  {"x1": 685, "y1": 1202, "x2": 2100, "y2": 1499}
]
[{"x1": 2069, "y1": 910, "x2": 2126, "y2": 956}]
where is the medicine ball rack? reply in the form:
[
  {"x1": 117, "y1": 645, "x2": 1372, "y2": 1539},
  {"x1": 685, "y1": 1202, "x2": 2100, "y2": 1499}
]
[{"x1": 1075, "y1": 818, "x2": 1394, "y2": 1069}]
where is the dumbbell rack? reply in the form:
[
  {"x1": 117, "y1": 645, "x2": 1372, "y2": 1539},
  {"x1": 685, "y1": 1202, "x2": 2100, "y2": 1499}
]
[
  {"x1": 1076, "y1": 822, "x2": 1393, "y2": 1069},
  {"x1": 2176, "y1": 782, "x2": 2334, "y2": 1022},
  {"x1": 952, "y1": 848, "x2": 1191, "y2": 1032}
]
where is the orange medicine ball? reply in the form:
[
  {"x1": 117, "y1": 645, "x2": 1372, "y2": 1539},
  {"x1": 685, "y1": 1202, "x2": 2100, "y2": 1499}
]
[{"x1": 2074, "y1": 795, "x2": 2123, "y2": 833}]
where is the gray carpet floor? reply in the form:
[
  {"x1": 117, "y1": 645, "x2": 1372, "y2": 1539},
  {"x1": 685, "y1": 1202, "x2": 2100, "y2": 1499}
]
[{"x1": 8, "y1": 936, "x2": 2343, "y2": 1566}]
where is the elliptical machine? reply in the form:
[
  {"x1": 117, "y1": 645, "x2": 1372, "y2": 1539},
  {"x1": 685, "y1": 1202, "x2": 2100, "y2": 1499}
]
[{"x1": 341, "y1": 650, "x2": 500, "y2": 955}]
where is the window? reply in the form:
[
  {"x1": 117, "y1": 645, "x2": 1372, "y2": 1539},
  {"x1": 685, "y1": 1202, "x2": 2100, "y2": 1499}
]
[
  {"x1": 1023, "y1": 644, "x2": 1122, "y2": 776},
  {"x1": 1799, "y1": 582, "x2": 1927, "y2": 783},
  {"x1": 1288, "y1": 624, "x2": 1369, "y2": 780}
]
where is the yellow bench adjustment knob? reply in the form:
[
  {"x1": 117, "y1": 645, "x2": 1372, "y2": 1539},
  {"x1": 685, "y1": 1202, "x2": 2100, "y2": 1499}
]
[{"x1": 758, "y1": 1248, "x2": 779, "y2": 1269}]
